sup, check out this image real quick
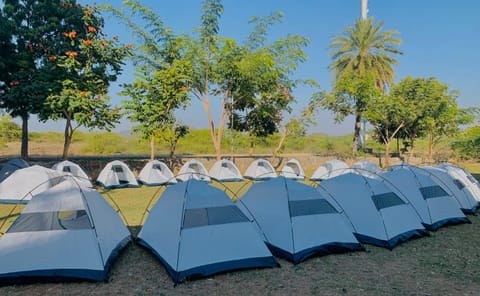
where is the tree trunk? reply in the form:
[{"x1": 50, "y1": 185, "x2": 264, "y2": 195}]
[
  {"x1": 271, "y1": 128, "x2": 287, "y2": 163},
  {"x1": 384, "y1": 140, "x2": 391, "y2": 168},
  {"x1": 20, "y1": 114, "x2": 29, "y2": 159},
  {"x1": 62, "y1": 119, "x2": 73, "y2": 160},
  {"x1": 428, "y1": 132, "x2": 433, "y2": 161},
  {"x1": 150, "y1": 135, "x2": 155, "y2": 160},
  {"x1": 249, "y1": 137, "x2": 254, "y2": 156},
  {"x1": 353, "y1": 114, "x2": 361, "y2": 155},
  {"x1": 407, "y1": 136, "x2": 415, "y2": 163}
]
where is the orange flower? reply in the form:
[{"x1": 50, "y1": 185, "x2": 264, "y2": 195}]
[
  {"x1": 83, "y1": 39, "x2": 93, "y2": 46},
  {"x1": 63, "y1": 32, "x2": 69, "y2": 37},
  {"x1": 28, "y1": 44, "x2": 34, "y2": 52},
  {"x1": 181, "y1": 85, "x2": 187, "y2": 91},
  {"x1": 48, "y1": 56, "x2": 57, "y2": 62},
  {"x1": 125, "y1": 43, "x2": 133, "y2": 49},
  {"x1": 100, "y1": 39, "x2": 107, "y2": 47},
  {"x1": 84, "y1": 10, "x2": 92, "y2": 16},
  {"x1": 87, "y1": 26, "x2": 96, "y2": 33},
  {"x1": 65, "y1": 51, "x2": 78, "y2": 58},
  {"x1": 9, "y1": 81, "x2": 20, "y2": 86},
  {"x1": 80, "y1": 91, "x2": 88, "y2": 97},
  {"x1": 114, "y1": 107, "x2": 120, "y2": 113},
  {"x1": 68, "y1": 31, "x2": 77, "y2": 39}
]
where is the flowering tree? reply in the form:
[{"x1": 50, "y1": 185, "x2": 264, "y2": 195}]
[{"x1": 40, "y1": 3, "x2": 131, "y2": 159}]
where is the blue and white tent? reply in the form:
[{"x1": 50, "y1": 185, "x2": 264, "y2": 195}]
[
  {"x1": 237, "y1": 177, "x2": 362, "y2": 263},
  {"x1": 209, "y1": 159, "x2": 243, "y2": 182},
  {"x1": 0, "y1": 165, "x2": 65, "y2": 204},
  {"x1": 96, "y1": 160, "x2": 139, "y2": 189},
  {"x1": 137, "y1": 160, "x2": 176, "y2": 186},
  {"x1": 279, "y1": 159, "x2": 306, "y2": 180},
  {"x1": 0, "y1": 158, "x2": 29, "y2": 183},
  {"x1": 177, "y1": 159, "x2": 211, "y2": 182},
  {"x1": 436, "y1": 163, "x2": 480, "y2": 205},
  {"x1": 0, "y1": 178, "x2": 131, "y2": 283},
  {"x1": 382, "y1": 165, "x2": 469, "y2": 230},
  {"x1": 310, "y1": 159, "x2": 350, "y2": 181},
  {"x1": 137, "y1": 179, "x2": 277, "y2": 284},
  {"x1": 318, "y1": 173, "x2": 427, "y2": 249},
  {"x1": 423, "y1": 166, "x2": 477, "y2": 214},
  {"x1": 52, "y1": 160, "x2": 92, "y2": 188}
]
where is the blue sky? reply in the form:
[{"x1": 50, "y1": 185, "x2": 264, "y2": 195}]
[{"x1": 33, "y1": 0, "x2": 479, "y2": 135}]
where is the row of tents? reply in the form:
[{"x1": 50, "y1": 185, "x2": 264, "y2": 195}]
[{"x1": 0, "y1": 158, "x2": 479, "y2": 284}]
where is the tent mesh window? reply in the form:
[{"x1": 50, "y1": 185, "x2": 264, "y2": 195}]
[
  {"x1": 466, "y1": 175, "x2": 477, "y2": 184},
  {"x1": 152, "y1": 164, "x2": 163, "y2": 171},
  {"x1": 420, "y1": 185, "x2": 449, "y2": 200},
  {"x1": 183, "y1": 206, "x2": 248, "y2": 229},
  {"x1": 221, "y1": 162, "x2": 228, "y2": 168},
  {"x1": 112, "y1": 165, "x2": 124, "y2": 173},
  {"x1": 453, "y1": 179, "x2": 466, "y2": 190},
  {"x1": 371, "y1": 192, "x2": 405, "y2": 210},
  {"x1": 7, "y1": 210, "x2": 92, "y2": 233},
  {"x1": 289, "y1": 199, "x2": 338, "y2": 217},
  {"x1": 62, "y1": 166, "x2": 72, "y2": 173}
]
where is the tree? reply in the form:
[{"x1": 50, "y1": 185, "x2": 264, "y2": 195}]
[
  {"x1": 0, "y1": 0, "x2": 80, "y2": 158},
  {"x1": 328, "y1": 18, "x2": 402, "y2": 153},
  {"x1": 157, "y1": 122, "x2": 189, "y2": 159},
  {"x1": 390, "y1": 76, "x2": 466, "y2": 161},
  {"x1": 106, "y1": 0, "x2": 192, "y2": 160},
  {"x1": 40, "y1": 3, "x2": 131, "y2": 159}
]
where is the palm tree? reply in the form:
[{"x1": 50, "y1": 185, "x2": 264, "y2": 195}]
[{"x1": 328, "y1": 18, "x2": 402, "y2": 153}]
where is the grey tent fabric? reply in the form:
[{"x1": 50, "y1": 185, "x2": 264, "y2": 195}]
[
  {"x1": 0, "y1": 165, "x2": 65, "y2": 204},
  {"x1": 96, "y1": 160, "x2": 139, "y2": 189},
  {"x1": 52, "y1": 160, "x2": 92, "y2": 187},
  {"x1": 0, "y1": 158, "x2": 29, "y2": 183},
  {"x1": 137, "y1": 179, "x2": 277, "y2": 284},
  {"x1": 0, "y1": 178, "x2": 131, "y2": 283},
  {"x1": 237, "y1": 177, "x2": 363, "y2": 263},
  {"x1": 382, "y1": 165, "x2": 468, "y2": 230},
  {"x1": 317, "y1": 173, "x2": 427, "y2": 249}
]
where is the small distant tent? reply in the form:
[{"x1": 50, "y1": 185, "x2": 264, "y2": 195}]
[
  {"x1": 237, "y1": 177, "x2": 363, "y2": 263},
  {"x1": 437, "y1": 163, "x2": 480, "y2": 204},
  {"x1": 422, "y1": 166, "x2": 477, "y2": 214},
  {"x1": 52, "y1": 160, "x2": 92, "y2": 187},
  {"x1": 137, "y1": 160, "x2": 177, "y2": 186},
  {"x1": 137, "y1": 179, "x2": 278, "y2": 284},
  {"x1": 382, "y1": 165, "x2": 469, "y2": 230},
  {"x1": 177, "y1": 159, "x2": 211, "y2": 182},
  {"x1": 310, "y1": 159, "x2": 349, "y2": 181},
  {"x1": 279, "y1": 159, "x2": 305, "y2": 180},
  {"x1": 209, "y1": 159, "x2": 243, "y2": 182},
  {"x1": 0, "y1": 158, "x2": 29, "y2": 183},
  {"x1": 0, "y1": 165, "x2": 65, "y2": 204},
  {"x1": 96, "y1": 160, "x2": 139, "y2": 189},
  {"x1": 318, "y1": 173, "x2": 427, "y2": 249},
  {"x1": 244, "y1": 159, "x2": 277, "y2": 181},
  {"x1": 0, "y1": 179, "x2": 131, "y2": 283}
]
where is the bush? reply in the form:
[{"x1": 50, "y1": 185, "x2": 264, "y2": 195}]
[
  {"x1": 451, "y1": 126, "x2": 480, "y2": 160},
  {"x1": 0, "y1": 115, "x2": 21, "y2": 143}
]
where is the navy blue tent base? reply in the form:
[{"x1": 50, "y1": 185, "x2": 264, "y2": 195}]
[
  {"x1": 424, "y1": 216, "x2": 470, "y2": 231},
  {"x1": 355, "y1": 229, "x2": 428, "y2": 250},
  {"x1": 267, "y1": 242, "x2": 365, "y2": 264}
]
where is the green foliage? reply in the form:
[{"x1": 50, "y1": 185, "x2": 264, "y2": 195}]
[
  {"x1": 451, "y1": 126, "x2": 480, "y2": 160},
  {"x1": 0, "y1": 114, "x2": 21, "y2": 144},
  {"x1": 80, "y1": 132, "x2": 146, "y2": 155}
]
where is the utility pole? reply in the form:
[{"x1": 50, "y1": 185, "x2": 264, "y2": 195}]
[{"x1": 361, "y1": 0, "x2": 368, "y2": 20}]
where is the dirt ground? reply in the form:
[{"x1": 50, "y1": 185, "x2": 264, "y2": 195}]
[{"x1": 0, "y1": 214, "x2": 479, "y2": 296}]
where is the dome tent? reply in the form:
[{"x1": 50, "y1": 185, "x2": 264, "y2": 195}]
[
  {"x1": 96, "y1": 160, "x2": 139, "y2": 189},
  {"x1": 382, "y1": 164, "x2": 469, "y2": 230},
  {"x1": 209, "y1": 159, "x2": 243, "y2": 182},
  {"x1": 0, "y1": 158, "x2": 29, "y2": 183},
  {"x1": 0, "y1": 165, "x2": 65, "y2": 204},
  {"x1": 137, "y1": 160, "x2": 177, "y2": 186},
  {"x1": 318, "y1": 173, "x2": 427, "y2": 249},
  {"x1": 310, "y1": 159, "x2": 350, "y2": 181},
  {"x1": 137, "y1": 179, "x2": 278, "y2": 284},
  {"x1": 279, "y1": 159, "x2": 306, "y2": 180},
  {"x1": 177, "y1": 159, "x2": 211, "y2": 182},
  {"x1": 244, "y1": 159, "x2": 277, "y2": 181},
  {"x1": 0, "y1": 178, "x2": 131, "y2": 283},
  {"x1": 237, "y1": 176, "x2": 363, "y2": 263},
  {"x1": 52, "y1": 160, "x2": 92, "y2": 187}
]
